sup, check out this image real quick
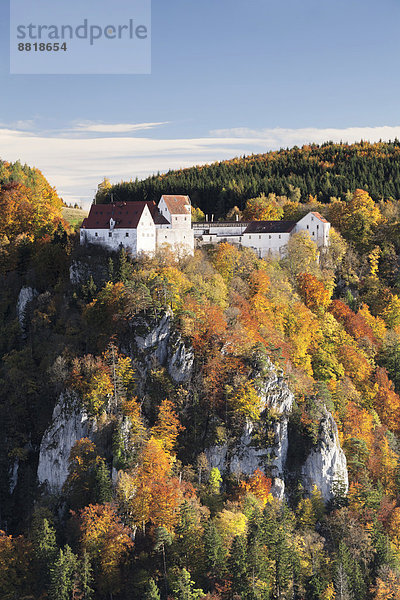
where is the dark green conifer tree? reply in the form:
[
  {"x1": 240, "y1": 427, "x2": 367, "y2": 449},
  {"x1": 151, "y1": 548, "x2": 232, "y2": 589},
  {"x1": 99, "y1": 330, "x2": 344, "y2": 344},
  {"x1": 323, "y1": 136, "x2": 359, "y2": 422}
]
[
  {"x1": 93, "y1": 458, "x2": 113, "y2": 503},
  {"x1": 77, "y1": 551, "x2": 94, "y2": 600},
  {"x1": 145, "y1": 578, "x2": 161, "y2": 600},
  {"x1": 31, "y1": 515, "x2": 58, "y2": 591},
  {"x1": 203, "y1": 520, "x2": 226, "y2": 579},
  {"x1": 228, "y1": 535, "x2": 248, "y2": 599},
  {"x1": 173, "y1": 568, "x2": 204, "y2": 600},
  {"x1": 49, "y1": 545, "x2": 77, "y2": 600}
]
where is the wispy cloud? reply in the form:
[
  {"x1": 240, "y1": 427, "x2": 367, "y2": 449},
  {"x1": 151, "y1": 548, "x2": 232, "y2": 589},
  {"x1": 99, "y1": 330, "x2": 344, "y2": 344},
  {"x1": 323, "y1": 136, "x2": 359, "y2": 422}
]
[
  {"x1": 71, "y1": 121, "x2": 169, "y2": 134},
  {"x1": 210, "y1": 125, "x2": 400, "y2": 146},
  {"x1": 1, "y1": 123, "x2": 400, "y2": 207}
]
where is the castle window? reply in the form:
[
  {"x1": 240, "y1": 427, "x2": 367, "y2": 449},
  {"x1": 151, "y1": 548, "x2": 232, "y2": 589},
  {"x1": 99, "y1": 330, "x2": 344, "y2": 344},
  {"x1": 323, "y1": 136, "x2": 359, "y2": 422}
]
[
  {"x1": 95, "y1": 232, "x2": 98, "y2": 237},
  {"x1": 279, "y1": 235, "x2": 281, "y2": 239},
  {"x1": 317, "y1": 224, "x2": 319, "y2": 230},
  {"x1": 109, "y1": 232, "x2": 112, "y2": 238},
  {"x1": 307, "y1": 225, "x2": 309, "y2": 229},
  {"x1": 312, "y1": 231, "x2": 315, "y2": 235},
  {"x1": 311, "y1": 217, "x2": 314, "y2": 221},
  {"x1": 126, "y1": 232, "x2": 129, "y2": 237},
  {"x1": 269, "y1": 235, "x2": 271, "y2": 239},
  {"x1": 249, "y1": 235, "x2": 251, "y2": 239},
  {"x1": 259, "y1": 235, "x2": 261, "y2": 240}
]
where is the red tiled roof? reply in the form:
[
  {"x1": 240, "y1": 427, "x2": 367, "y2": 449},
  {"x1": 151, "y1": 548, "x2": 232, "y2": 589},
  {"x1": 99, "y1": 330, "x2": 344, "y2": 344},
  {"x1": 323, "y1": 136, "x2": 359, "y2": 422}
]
[
  {"x1": 311, "y1": 211, "x2": 329, "y2": 223},
  {"x1": 161, "y1": 195, "x2": 191, "y2": 215},
  {"x1": 82, "y1": 202, "x2": 166, "y2": 230}
]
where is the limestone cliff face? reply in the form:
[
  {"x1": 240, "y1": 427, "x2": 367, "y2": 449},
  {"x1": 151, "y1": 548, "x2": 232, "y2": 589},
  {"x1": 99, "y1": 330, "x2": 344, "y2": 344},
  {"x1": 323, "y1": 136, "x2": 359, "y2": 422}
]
[
  {"x1": 125, "y1": 312, "x2": 194, "y2": 383},
  {"x1": 301, "y1": 410, "x2": 348, "y2": 500},
  {"x1": 37, "y1": 391, "x2": 96, "y2": 493},
  {"x1": 37, "y1": 314, "x2": 347, "y2": 502},
  {"x1": 37, "y1": 314, "x2": 194, "y2": 493},
  {"x1": 17, "y1": 286, "x2": 37, "y2": 330},
  {"x1": 206, "y1": 360, "x2": 294, "y2": 500},
  {"x1": 206, "y1": 359, "x2": 348, "y2": 502}
]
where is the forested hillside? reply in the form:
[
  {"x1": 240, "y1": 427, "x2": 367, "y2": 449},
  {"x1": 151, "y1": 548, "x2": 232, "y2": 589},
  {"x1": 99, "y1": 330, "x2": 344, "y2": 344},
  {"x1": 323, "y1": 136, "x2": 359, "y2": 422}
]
[
  {"x1": 99, "y1": 141, "x2": 400, "y2": 218},
  {"x1": 0, "y1": 159, "x2": 63, "y2": 243},
  {"x1": 3, "y1": 158, "x2": 400, "y2": 599}
]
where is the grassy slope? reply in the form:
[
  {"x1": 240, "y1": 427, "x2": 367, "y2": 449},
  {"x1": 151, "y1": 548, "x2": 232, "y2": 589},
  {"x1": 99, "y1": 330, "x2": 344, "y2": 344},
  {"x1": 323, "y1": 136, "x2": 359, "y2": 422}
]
[{"x1": 62, "y1": 207, "x2": 88, "y2": 229}]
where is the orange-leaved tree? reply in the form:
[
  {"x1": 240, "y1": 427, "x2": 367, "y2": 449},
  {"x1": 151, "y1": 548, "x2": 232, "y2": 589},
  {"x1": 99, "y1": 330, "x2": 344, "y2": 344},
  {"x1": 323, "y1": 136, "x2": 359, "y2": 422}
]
[
  {"x1": 297, "y1": 273, "x2": 332, "y2": 312},
  {"x1": 117, "y1": 436, "x2": 182, "y2": 533},
  {"x1": 374, "y1": 368, "x2": 400, "y2": 434},
  {"x1": 79, "y1": 503, "x2": 133, "y2": 596},
  {"x1": 240, "y1": 469, "x2": 272, "y2": 506},
  {"x1": 151, "y1": 398, "x2": 184, "y2": 454}
]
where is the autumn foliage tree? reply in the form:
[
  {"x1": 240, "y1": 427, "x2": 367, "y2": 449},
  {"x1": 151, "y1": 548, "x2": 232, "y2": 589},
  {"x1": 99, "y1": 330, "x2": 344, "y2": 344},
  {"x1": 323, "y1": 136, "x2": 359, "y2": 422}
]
[
  {"x1": 151, "y1": 398, "x2": 184, "y2": 454},
  {"x1": 374, "y1": 368, "x2": 400, "y2": 434},
  {"x1": 117, "y1": 436, "x2": 183, "y2": 534},
  {"x1": 69, "y1": 345, "x2": 135, "y2": 414},
  {"x1": 297, "y1": 273, "x2": 332, "y2": 312},
  {"x1": 243, "y1": 193, "x2": 284, "y2": 221},
  {"x1": 79, "y1": 503, "x2": 133, "y2": 596},
  {"x1": 240, "y1": 469, "x2": 272, "y2": 505},
  {"x1": 0, "y1": 531, "x2": 34, "y2": 599},
  {"x1": 0, "y1": 173, "x2": 63, "y2": 241}
]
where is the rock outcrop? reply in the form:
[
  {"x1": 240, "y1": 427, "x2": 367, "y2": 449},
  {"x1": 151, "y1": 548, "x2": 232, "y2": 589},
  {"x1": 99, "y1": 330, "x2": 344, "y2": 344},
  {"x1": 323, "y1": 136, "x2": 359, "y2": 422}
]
[
  {"x1": 206, "y1": 359, "x2": 348, "y2": 502},
  {"x1": 69, "y1": 258, "x2": 109, "y2": 287},
  {"x1": 17, "y1": 286, "x2": 37, "y2": 329},
  {"x1": 37, "y1": 312, "x2": 194, "y2": 494},
  {"x1": 37, "y1": 315, "x2": 348, "y2": 503},
  {"x1": 37, "y1": 391, "x2": 96, "y2": 493},
  {"x1": 128, "y1": 312, "x2": 194, "y2": 384},
  {"x1": 301, "y1": 410, "x2": 348, "y2": 501},
  {"x1": 206, "y1": 360, "x2": 294, "y2": 499},
  {"x1": 9, "y1": 460, "x2": 19, "y2": 494}
]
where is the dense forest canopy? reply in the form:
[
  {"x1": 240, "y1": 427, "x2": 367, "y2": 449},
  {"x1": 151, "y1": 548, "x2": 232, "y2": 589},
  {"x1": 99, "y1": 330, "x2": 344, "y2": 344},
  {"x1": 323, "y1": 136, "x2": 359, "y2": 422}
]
[
  {"x1": 0, "y1": 159, "x2": 64, "y2": 241},
  {"x1": 97, "y1": 140, "x2": 400, "y2": 218},
  {"x1": 3, "y1": 153, "x2": 400, "y2": 598}
]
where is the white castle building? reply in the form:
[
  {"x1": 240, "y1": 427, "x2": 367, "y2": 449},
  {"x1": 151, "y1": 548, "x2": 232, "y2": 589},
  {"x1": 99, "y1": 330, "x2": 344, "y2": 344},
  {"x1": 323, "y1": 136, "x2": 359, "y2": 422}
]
[
  {"x1": 193, "y1": 211, "x2": 330, "y2": 258},
  {"x1": 80, "y1": 194, "x2": 330, "y2": 259},
  {"x1": 80, "y1": 195, "x2": 194, "y2": 255}
]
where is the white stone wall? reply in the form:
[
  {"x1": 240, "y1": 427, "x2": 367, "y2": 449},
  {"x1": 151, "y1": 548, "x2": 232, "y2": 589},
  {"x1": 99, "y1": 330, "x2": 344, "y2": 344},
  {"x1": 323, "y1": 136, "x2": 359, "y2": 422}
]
[
  {"x1": 137, "y1": 206, "x2": 156, "y2": 254},
  {"x1": 156, "y1": 227, "x2": 194, "y2": 255},
  {"x1": 80, "y1": 227, "x2": 138, "y2": 254},
  {"x1": 241, "y1": 231, "x2": 292, "y2": 258},
  {"x1": 158, "y1": 197, "x2": 170, "y2": 222},
  {"x1": 295, "y1": 213, "x2": 330, "y2": 247}
]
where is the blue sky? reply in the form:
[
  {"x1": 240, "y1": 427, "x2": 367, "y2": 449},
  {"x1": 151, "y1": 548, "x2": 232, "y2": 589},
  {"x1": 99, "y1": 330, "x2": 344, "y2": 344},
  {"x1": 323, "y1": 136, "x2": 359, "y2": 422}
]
[{"x1": 1, "y1": 0, "x2": 400, "y2": 206}]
